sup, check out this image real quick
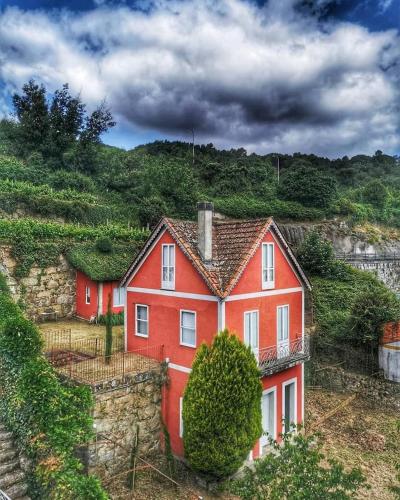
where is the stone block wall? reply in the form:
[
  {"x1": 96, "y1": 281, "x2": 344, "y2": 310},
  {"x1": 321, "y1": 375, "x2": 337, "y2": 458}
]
[
  {"x1": 81, "y1": 370, "x2": 165, "y2": 482},
  {"x1": 0, "y1": 245, "x2": 76, "y2": 321}
]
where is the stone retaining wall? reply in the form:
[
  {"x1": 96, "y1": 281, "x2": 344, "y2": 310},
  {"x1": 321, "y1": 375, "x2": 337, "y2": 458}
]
[
  {"x1": 0, "y1": 245, "x2": 76, "y2": 321},
  {"x1": 310, "y1": 365, "x2": 400, "y2": 410},
  {"x1": 80, "y1": 369, "x2": 165, "y2": 482}
]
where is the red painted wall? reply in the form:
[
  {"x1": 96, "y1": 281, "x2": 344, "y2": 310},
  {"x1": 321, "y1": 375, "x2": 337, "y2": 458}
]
[
  {"x1": 232, "y1": 231, "x2": 301, "y2": 295},
  {"x1": 76, "y1": 271, "x2": 124, "y2": 320},
  {"x1": 125, "y1": 226, "x2": 305, "y2": 457},
  {"x1": 76, "y1": 270, "x2": 98, "y2": 320}
]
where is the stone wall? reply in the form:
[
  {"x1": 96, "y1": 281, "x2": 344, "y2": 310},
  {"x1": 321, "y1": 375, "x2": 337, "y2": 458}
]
[
  {"x1": 80, "y1": 369, "x2": 165, "y2": 482},
  {"x1": 310, "y1": 365, "x2": 400, "y2": 411},
  {"x1": 0, "y1": 245, "x2": 76, "y2": 321}
]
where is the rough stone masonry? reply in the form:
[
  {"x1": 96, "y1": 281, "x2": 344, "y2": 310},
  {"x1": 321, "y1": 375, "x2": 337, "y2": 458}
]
[{"x1": 79, "y1": 369, "x2": 166, "y2": 482}]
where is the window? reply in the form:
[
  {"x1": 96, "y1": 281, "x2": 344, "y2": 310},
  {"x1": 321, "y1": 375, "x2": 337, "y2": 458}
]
[
  {"x1": 180, "y1": 310, "x2": 196, "y2": 347},
  {"x1": 113, "y1": 287, "x2": 125, "y2": 307},
  {"x1": 135, "y1": 305, "x2": 149, "y2": 337},
  {"x1": 283, "y1": 380, "x2": 297, "y2": 433},
  {"x1": 162, "y1": 244, "x2": 175, "y2": 289},
  {"x1": 261, "y1": 388, "x2": 276, "y2": 453},
  {"x1": 244, "y1": 310, "x2": 259, "y2": 357},
  {"x1": 85, "y1": 286, "x2": 91, "y2": 304},
  {"x1": 179, "y1": 397, "x2": 183, "y2": 438},
  {"x1": 262, "y1": 243, "x2": 275, "y2": 289},
  {"x1": 277, "y1": 305, "x2": 289, "y2": 358}
]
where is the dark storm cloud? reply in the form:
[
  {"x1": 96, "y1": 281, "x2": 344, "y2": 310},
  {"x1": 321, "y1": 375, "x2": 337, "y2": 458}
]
[{"x1": 0, "y1": 0, "x2": 399, "y2": 156}]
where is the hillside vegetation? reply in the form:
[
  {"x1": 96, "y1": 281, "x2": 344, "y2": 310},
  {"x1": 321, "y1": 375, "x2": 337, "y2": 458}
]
[{"x1": 0, "y1": 80, "x2": 399, "y2": 232}]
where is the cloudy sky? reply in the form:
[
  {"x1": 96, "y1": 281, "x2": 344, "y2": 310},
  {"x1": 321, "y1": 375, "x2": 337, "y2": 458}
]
[{"x1": 0, "y1": 0, "x2": 399, "y2": 157}]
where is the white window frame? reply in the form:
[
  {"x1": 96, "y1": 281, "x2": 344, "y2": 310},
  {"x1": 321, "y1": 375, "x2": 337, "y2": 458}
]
[
  {"x1": 135, "y1": 304, "x2": 149, "y2": 338},
  {"x1": 113, "y1": 286, "x2": 125, "y2": 307},
  {"x1": 261, "y1": 386, "x2": 277, "y2": 445},
  {"x1": 180, "y1": 310, "x2": 196, "y2": 348},
  {"x1": 85, "y1": 286, "x2": 91, "y2": 305},
  {"x1": 282, "y1": 377, "x2": 297, "y2": 434},
  {"x1": 179, "y1": 397, "x2": 183, "y2": 438},
  {"x1": 161, "y1": 244, "x2": 175, "y2": 290},
  {"x1": 244, "y1": 310, "x2": 259, "y2": 359},
  {"x1": 262, "y1": 242, "x2": 275, "y2": 289}
]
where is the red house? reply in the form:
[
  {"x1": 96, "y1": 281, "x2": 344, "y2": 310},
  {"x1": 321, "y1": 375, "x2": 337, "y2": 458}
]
[
  {"x1": 75, "y1": 271, "x2": 125, "y2": 321},
  {"x1": 120, "y1": 202, "x2": 311, "y2": 459}
]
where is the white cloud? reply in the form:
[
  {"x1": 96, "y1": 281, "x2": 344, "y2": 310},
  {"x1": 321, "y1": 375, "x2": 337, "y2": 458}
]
[{"x1": 0, "y1": 0, "x2": 399, "y2": 157}]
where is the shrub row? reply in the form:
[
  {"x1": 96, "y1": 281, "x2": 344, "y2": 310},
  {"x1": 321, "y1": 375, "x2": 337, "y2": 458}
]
[{"x1": 0, "y1": 274, "x2": 108, "y2": 499}]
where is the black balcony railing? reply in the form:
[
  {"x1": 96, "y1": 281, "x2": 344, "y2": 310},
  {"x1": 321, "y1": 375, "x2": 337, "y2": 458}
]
[{"x1": 258, "y1": 335, "x2": 310, "y2": 376}]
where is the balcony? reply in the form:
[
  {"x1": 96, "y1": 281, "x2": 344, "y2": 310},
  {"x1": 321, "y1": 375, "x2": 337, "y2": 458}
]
[{"x1": 258, "y1": 335, "x2": 310, "y2": 376}]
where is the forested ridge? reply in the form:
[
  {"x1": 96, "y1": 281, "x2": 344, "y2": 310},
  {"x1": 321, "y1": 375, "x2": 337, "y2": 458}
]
[{"x1": 0, "y1": 80, "x2": 399, "y2": 229}]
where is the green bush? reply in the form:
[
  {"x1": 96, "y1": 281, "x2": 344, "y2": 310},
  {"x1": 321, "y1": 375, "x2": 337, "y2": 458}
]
[
  {"x1": 183, "y1": 330, "x2": 262, "y2": 479},
  {"x1": 348, "y1": 288, "x2": 400, "y2": 347},
  {"x1": 97, "y1": 311, "x2": 124, "y2": 326},
  {"x1": 0, "y1": 273, "x2": 107, "y2": 499},
  {"x1": 96, "y1": 237, "x2": 113, "y2": 253},
  {"x1": 297, "y1": 230, "x2": 346, "y2": 279},
  {"x1": 363, "y1": 180, "x2": 389, "y2": 209},
  {"x1": 227, "y1": 427, "x2": 366, "y2": 499}
]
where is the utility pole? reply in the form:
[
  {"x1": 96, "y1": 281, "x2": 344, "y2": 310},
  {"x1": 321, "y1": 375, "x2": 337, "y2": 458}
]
[
  {"x1": 277, "y1": 155, "x2": 280, "y2": 183},
  {"x1": 192, "y1": 128, "x2": 195, "y2": 167}
]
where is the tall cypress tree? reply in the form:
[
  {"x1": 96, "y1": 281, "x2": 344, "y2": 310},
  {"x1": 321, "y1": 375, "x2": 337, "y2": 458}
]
[
  {"x1": 183, "y1": 329, "x2": 262, "y2": 479},
  {"x1": 105, "y1": 294, "x2": 113, "y2": 365}
]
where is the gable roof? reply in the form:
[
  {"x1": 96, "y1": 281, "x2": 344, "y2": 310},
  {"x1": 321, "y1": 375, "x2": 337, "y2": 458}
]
[{"x1": 120, "y1": 216, "x2": 311, "y2": 296}]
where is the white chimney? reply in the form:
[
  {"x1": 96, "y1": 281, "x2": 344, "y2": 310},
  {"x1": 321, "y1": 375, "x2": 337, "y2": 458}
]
[{"x1": 197, "y1": 201, "x2": 213, "y2": 262}]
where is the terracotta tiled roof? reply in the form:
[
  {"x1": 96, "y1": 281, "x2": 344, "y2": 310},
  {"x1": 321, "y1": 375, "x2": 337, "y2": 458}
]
[{"x1": 121, "y1": 216, "x2": 311, "y2": 296}]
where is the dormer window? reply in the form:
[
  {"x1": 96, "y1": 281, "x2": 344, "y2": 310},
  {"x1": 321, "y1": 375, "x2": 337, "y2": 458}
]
[
  {"x1": 262, "y1": 243, "x2": 275, "y2": 289},
  {"x1": 162, "y1": 244, "x2": 175, "y2": 290}
]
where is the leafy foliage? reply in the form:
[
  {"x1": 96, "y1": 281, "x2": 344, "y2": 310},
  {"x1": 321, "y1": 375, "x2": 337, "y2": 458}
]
[
  {"x1": 227, "y1": 428, "x2": 366, "y2": 499},
  {"x1": 183, "y1": 330, "x2": 262, "y2": 479},
  {"x1": 297, "y1": 230, "x2": 346, "y2": 278},
  {"x1": 0, "y1": 273, "x2": 107, "y2": 499},
  {"x1": 347, "y1": 288, "x2": 400, "y2": 347},
  {"x1": 105, "y1": 294, "x2": 113, "y2": 364}
]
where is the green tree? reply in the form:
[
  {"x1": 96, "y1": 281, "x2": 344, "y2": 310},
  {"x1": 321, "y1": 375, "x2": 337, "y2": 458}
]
[
  {"x1": 105, "y1": 294, "x2": 113, "y2": 365},
  {"x1": 279, "y1": 161, "x2": 337, "y2": 208},
  {"x1": 297, "y1": 230, "x2": 344, "y2": 278},
  {"x1": 228, "y1": 429, "x2": 366, "y2": 499},
  {"x1": 348, "y1": 287, "x2": 400, "y2": 347},
  {"x1": 362, "y1": 180, "x2": 389, "y2": 209},
  {"x1": 183, "y1": 330, "x2": 262, "y2": 479}
]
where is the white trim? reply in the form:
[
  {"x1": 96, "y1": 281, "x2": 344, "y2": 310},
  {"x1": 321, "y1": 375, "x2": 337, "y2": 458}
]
[
  {"x1": 161, "y1": 243, "x2": 176, "y2": 290},
  {"x1": 124, "y1": 287, "x2": 128, "y2": 352},
  {"x1": 302, "y1": 288, "x2": 305, "y2": 339},
  {"x1": 123, "y1": 228, "x2": 166, "y2": 286},
  {"x1": 135, "y1": 304, "x2": 149, "y2": 338},
  {"x1": 261, "y1": 242, "x2": 275, "y2": 290},
  {"x1": 85, "y1": 285, "x2": 91, "y2": 305},
  {"x1": 97, "y1": 283, "x2": 103, "y2": 315},
  {"x1": 127, "y1": 286, "x2": 218, "y2": 301},
  {"x1": 282, "y1": 377, "x2": 298, "y2": 433},
  {"x1": 244, "y1": 310, "x2": 259, "y2": 359},
  {"x1": 168, "y1": 362, "x2": 192, "y2": 374},
  {"x1": 218, "y1": 300, "x2": 226, "y2": 331},
  {"x1": 179, "y1": 397, "x2": 183, "y2": 438},
  {"x1": 180, "y1": 309, "x2": 196, "y2": 348},
  {"x1": 226, "y1": 287, "x2": 302, "y2": 302},
  {"x1": 260, "y1": 386, "x2": 277, "y2": 449}
]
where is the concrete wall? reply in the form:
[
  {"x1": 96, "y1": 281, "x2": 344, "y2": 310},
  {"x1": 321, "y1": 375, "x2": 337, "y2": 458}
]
[
  {"x1": 379, "y1": 342, "x2": 400, "y2": 383},
  {"x1": 0, "y1": 245, "x2": 76, "y2": 321},
  {"x1": 81, "y1": 369, "x2": 165, "y2": 482}
]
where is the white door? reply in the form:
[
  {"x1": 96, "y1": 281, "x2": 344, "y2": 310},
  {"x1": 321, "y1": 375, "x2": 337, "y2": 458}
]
[
  {"x1": 260, "y1": 389, "x2": 276, "y2": 453},
  {"x1": 283, "y1": 381, "x2": 296, "y2": 433},
  {"x1": 277, "y1": 305, "x2": 289, "y2": 358},
  {"x1": 244, "y1": 311, "x2": 259, "y2": 360}
]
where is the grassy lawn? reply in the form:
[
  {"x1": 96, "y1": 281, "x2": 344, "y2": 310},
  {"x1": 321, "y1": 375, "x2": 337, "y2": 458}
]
[{"x1": 38, "y1": 318, "x2": 124, "y2": 343}]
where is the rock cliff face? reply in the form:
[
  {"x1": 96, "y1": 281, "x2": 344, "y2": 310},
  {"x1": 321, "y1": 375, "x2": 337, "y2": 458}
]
[{"x1": 0, "y1": 245, "x2": 76, "y2": 321}]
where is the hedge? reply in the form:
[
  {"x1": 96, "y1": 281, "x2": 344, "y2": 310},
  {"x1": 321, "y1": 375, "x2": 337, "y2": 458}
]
[{"x1": 0, "y1": 274, "x2": 108, "y2": 499}]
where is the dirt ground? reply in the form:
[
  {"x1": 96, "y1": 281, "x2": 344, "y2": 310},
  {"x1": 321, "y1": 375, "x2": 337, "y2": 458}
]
[
  {"x1": 305, "y1": 389, "x2": 399, "y2": 500},
  {"x1": 38, "y1": 318, "x2": 124, "y2": 342}
]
